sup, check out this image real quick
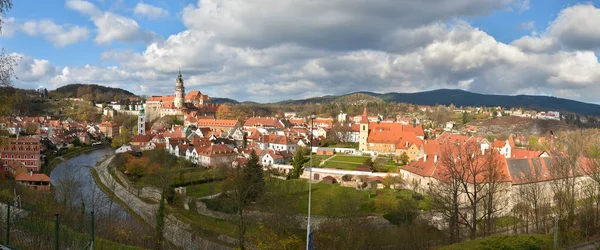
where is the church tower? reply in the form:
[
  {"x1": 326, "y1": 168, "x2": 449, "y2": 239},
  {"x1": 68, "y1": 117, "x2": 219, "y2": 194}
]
[
  {"x1": 138, "y1": 104, "x2": 146, "y2": 135},
  {"x1": 359, "y1": 107, "x2": 369, "y2": 151},
  {"x1": 174, "y1": 70, "x2": 185, "y2": 108}
]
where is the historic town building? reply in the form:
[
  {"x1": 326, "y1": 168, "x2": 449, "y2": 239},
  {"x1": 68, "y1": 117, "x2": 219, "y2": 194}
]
[{"x1": 145, "y1": 71, "x2": 219, "y2": 121}]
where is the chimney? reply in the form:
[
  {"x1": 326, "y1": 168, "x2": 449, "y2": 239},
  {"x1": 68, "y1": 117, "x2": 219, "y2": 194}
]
[
  {"x1": 423, "y1": 154, "x2": 427, "y2": 162},
  {"x1": 425, "y1": 140, "x2": 428, "y2": 145},
  {"x1": 434, "y1": 155, "x2": 438, "y2": 163},
  {"x1": 29, "y1": 169, "x2": 33, "y2": 176},
  {"x1": 405, "y1": 141, "x2": 408, "y2": 148}
]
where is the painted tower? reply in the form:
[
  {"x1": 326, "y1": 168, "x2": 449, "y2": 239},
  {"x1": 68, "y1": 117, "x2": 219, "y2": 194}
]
[
  {"x1": 174, "y1": 70, "x2": 185, "y2": 108},
  {"x1": 359, "y1": 107, "x2": 369, "y2": 151},
  {"x1": 138, "y1": 104, "x2": 146, "y2": 135}
]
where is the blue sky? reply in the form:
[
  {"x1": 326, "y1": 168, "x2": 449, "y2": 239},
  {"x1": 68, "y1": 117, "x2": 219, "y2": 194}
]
[{"x1": 2, "y1": 0, "x2": 600, "y2": 103}]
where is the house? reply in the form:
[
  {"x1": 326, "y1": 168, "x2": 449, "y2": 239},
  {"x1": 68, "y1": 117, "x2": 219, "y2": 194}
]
[
  {"x1": 195, "y1": 144, "x2": 237, "y2": 167},
  {"x1": 130, "y1": 134, "x2": 153, "y2": 147},
  {"x1": 394, "y1": 133, "x2": 423, "y2": 162},
  {"x1": 261, "y1": 149, "x2": 292, "y2": 166},
  {"x1": 0, "y1": 137, "x2": 42, "y2": 172},
  {"x1": 493, "y1": 134, "x2": 515, "y2": 158},
  {"x1": 15, "y1": 172, "x2": 51, "y2": 191},
  {"x1": 358, "y1": 107, "x2": 425, "y2": 153},
  {"x1": 244, "y1": 117, "x2": 286, "y2": 129},
  {"x1": 317, "y1": 148, "x2": 335, "y2": 155},
  {"x1": 99, "y1": 121, "x2": 120, "y2": 138},
  {"x1": 5, "y1": 161, "x2": 28, "y2": 178},
  {"x1": 76, "y1": 132, "x2": 91, "y2": 144},
  {"x1": 257, "y1": 135, "x2": 298, "y2": 152},
  {"x1": 116, "y1": 144, "x2": 133, "y2": 154}
]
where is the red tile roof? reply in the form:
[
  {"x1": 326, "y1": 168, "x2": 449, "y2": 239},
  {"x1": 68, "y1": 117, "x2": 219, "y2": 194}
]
[
  {"x1": 244, "y1": 117, "x2": 283, "y2": 128},
  {"x1": 15, "y1": 173, "x2": 51, "y2": 182},
  {"x1": 196, "y1": 119, "x2": 238, "y2": 127}
]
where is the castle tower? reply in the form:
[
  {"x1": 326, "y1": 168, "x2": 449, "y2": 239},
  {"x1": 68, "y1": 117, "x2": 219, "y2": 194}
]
[
  {"x1": 138, "y1": 104, "x2": 146, "y2": 135},
  {"x1": 359, "y1": 107, "x2": 369, "y2": 151},
  {"x1": 174, "y1": 70, "x2": 185, "y2": 108}
]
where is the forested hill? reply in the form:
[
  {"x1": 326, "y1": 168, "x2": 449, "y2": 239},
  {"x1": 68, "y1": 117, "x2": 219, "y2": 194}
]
[
  {"x1": 276, "y1": 89, "x2": 600, "y2": 116},
  {"x1": 50, "y1": 84, "x2": 138, "y2": 102}
]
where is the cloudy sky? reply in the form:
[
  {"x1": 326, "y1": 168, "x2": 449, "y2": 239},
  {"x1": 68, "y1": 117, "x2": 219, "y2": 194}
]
[{"x1": 2, "y1": 0, "x2": 600, "y2": 103}]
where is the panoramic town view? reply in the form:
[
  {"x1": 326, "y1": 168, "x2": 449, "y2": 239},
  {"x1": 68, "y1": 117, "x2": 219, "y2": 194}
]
[{"x1": 3, "y1": 0, "x2": 600, "y2": 249}]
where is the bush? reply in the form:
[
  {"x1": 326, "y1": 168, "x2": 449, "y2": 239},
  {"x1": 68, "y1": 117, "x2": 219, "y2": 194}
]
[{"x1": 201, "y1": 195, "x2": 239, "y2": 214}]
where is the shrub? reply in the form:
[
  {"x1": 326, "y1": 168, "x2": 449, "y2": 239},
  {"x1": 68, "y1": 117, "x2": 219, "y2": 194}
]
[{"x1": 201, "y1": 195, "x2": 239, "y2": 214}]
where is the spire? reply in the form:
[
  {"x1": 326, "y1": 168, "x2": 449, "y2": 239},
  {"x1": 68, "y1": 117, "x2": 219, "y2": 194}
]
[{"x1": 360, "y1": 106, "x2": 368, "y2": 123}]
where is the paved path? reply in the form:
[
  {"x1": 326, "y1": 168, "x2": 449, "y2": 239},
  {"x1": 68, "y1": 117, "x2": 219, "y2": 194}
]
[
  {"x1": 318, "y1": 155, "x2": 337, "y2": 166},
  {"x1": 94, "y1": 156, "x2": 233, "y2": 250}
]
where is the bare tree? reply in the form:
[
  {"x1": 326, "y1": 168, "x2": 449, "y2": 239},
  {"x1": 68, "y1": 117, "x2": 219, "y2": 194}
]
[{"x1": 481, "y1": 151, "x2": 509, "y2": 236}]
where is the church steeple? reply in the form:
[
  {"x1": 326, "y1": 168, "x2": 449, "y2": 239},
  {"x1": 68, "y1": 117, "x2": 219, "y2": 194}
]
[{"x1": 174, "y1": 70, "x2": 185, "y2": 108}]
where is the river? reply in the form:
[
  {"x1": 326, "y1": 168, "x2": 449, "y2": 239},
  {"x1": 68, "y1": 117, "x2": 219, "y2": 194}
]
[{"x1": 49, "y1": 147, "x2": 127, "y2": 219}]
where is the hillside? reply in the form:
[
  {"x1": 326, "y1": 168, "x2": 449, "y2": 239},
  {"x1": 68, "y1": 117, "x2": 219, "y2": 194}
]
[
  {"x1": 211, "y1": 97, "x2": 240, "y2": 104},
  {"x1": 275, "y1": 89, "x2": 600, "y2": 116},
  {"x1": 465, "y1": 116, "x2": 575, "y2": 136},
  {"x1": 50, "y1": 83, "x2": 137, "y2": 102}
]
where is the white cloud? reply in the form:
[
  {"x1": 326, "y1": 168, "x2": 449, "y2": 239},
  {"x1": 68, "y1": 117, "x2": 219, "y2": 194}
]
[
  {"x1": 181, "y1": 0, "x2": 516, "y2": 50},
  {"x1": 65, "y1": 0, "x2": 101, "y2": 16},
  {"x1": 66, "y1": 0, "x2": 161, "y2": 45},
  {"x1": 11, "y1": 53, "x2": 57, "y2": 82},
  {"x1": 0, "y1": 17, "x2": 17, "y2": 37},
  {"x1": 518, "y1": 21, "x2": 535, "y2": 30},
  {"x1": 11, "y1": 0, "x2": 600, "y2": 104},
  {"x1": 547, "y1": 4, "x2": 600, "y2": 51},
  {"x1": 134, "y1": 2, "x2": 169, "y2": 19}
]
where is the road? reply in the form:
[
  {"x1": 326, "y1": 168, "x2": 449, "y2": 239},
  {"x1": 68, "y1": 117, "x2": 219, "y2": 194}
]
[{"x1": 95, "y1": 155, "x2": 233, "y2": 250}]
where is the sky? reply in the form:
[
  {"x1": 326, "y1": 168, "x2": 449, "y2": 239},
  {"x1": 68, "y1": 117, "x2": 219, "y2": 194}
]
[{"x1": 2, "y1": 0, "x2": 600, "y2": 103}]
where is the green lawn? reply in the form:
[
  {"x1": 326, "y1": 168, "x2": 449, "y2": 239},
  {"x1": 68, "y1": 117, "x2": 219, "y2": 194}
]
[
  {"x1": 330, "y1": 155, "x2": 371, "y2": 163},
  {"x1": 440, "y1": 234, "x2": 553, "y2": 250},
  {"x1": 303, "y1": 155, "x2": 331, "y2": 167},
  {"x1": 320, "y1": 155, "x2": 397, "y2": 172},
  {"x1": 321, "y1": 160, "x2": 360, "y2": 170},
  {"x1": 263, "y1": 179, "x2": 432, "y2": 216},
  {"x1": 186, "y1": 180, "x2": 225, "y2": 197}
]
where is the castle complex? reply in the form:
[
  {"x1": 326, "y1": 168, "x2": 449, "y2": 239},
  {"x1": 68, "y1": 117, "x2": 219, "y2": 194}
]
[{"x1": 144, "y1": 71, "x2": 219, "y2": 121}]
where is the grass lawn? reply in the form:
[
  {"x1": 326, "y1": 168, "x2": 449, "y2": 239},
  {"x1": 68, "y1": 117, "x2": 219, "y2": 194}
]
[
  {"x1": 320, "y1": 155, "x2": 397, "y2": 172},
  {"x1": 262, "y1": 179, "x2": 433, "y2": 216},
  {"x1": 321, "y1": 160, "x2": 360, "y2": 170},
  {"x1": 440, "y1": 234, "x2": 553, "y2": 250},
  {"x1": 330, "y1": 155, "x2": 371, "y2": 163},
  {"x1": 303, "y1": 155, "x2": 331, "y2": 167},
  {"x1": 186, "y1": 180, "x2": 226, "y2": 197}
]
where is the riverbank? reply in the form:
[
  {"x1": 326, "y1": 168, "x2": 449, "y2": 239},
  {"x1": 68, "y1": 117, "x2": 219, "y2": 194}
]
[
  {"x1": 42, "y1": 145, "x2": 108, "y2": 175},
  {"x1": 93, "y1": 155, "x2": 234, "y2": 250}
]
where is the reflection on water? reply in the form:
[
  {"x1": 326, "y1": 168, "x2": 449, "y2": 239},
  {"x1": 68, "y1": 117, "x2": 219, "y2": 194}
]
[{"x1": 50, "y1": 147, "x2": 125, "y2": 218}]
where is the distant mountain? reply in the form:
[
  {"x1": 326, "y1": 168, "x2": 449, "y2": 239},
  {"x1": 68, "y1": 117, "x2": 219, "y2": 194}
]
[
  {"x1": 211, "y1": 97, "x2": 240, "y2": 104},
  {"x1": 50, "y1": 83, "x2": 137, "y2": 102},
  {"x1": 276, "y1": 89, "x2": 600, "y2": 116}
]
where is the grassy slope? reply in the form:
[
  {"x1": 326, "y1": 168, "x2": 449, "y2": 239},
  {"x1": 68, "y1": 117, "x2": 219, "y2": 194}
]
[{"x1": 440, "y1": 234, "x2": 553, "y2": 250}]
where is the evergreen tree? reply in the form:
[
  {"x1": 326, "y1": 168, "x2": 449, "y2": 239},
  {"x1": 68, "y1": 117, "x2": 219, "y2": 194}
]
[
  {"x1": 243, "y1": 150, "x2": 265, "y2": 203},
  {"x1": 290, "y1": 150, "x2": 309, "y2": 178}
]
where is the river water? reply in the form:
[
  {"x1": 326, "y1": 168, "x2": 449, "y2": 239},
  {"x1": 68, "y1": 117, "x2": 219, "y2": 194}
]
[{"x1": 49, "y1": 147, "x2": 127, "y2": 218}]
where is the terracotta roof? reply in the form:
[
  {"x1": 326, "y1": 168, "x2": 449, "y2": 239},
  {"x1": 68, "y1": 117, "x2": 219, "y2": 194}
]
[
  {"x1": 196, "y1": 119, "x2": 238, "y2": 127},
  {"x1": 493, "y1": 139, "x2": 507, "y2": 148},
  {"x1": 131, "y1": 134, "x2": 152, "y2": 143},
  {"x1": 244, "y1": 117, "x2": 283, "y2": 128},
  {"x1": 15, "y1": 173, "x2": 51, "y2": 182},
  {"x1": 395, "y1": 132, "x2": 423, "y2": 149},
  {"x1": 360, "y1": 107, "x2": 368, "y2": 123},
  {"x1": 511, "y1": 149, "x2": 542, "y2": 159},
  {"x1": 186, "y1": 90, "x2": 210, "y2": 101},
  {"x1": 147, "y1": 95, "x2": 175, "y2": 102},
  {"x1": 198, "y1": 144, "x2": 236, "y2": 157}
]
